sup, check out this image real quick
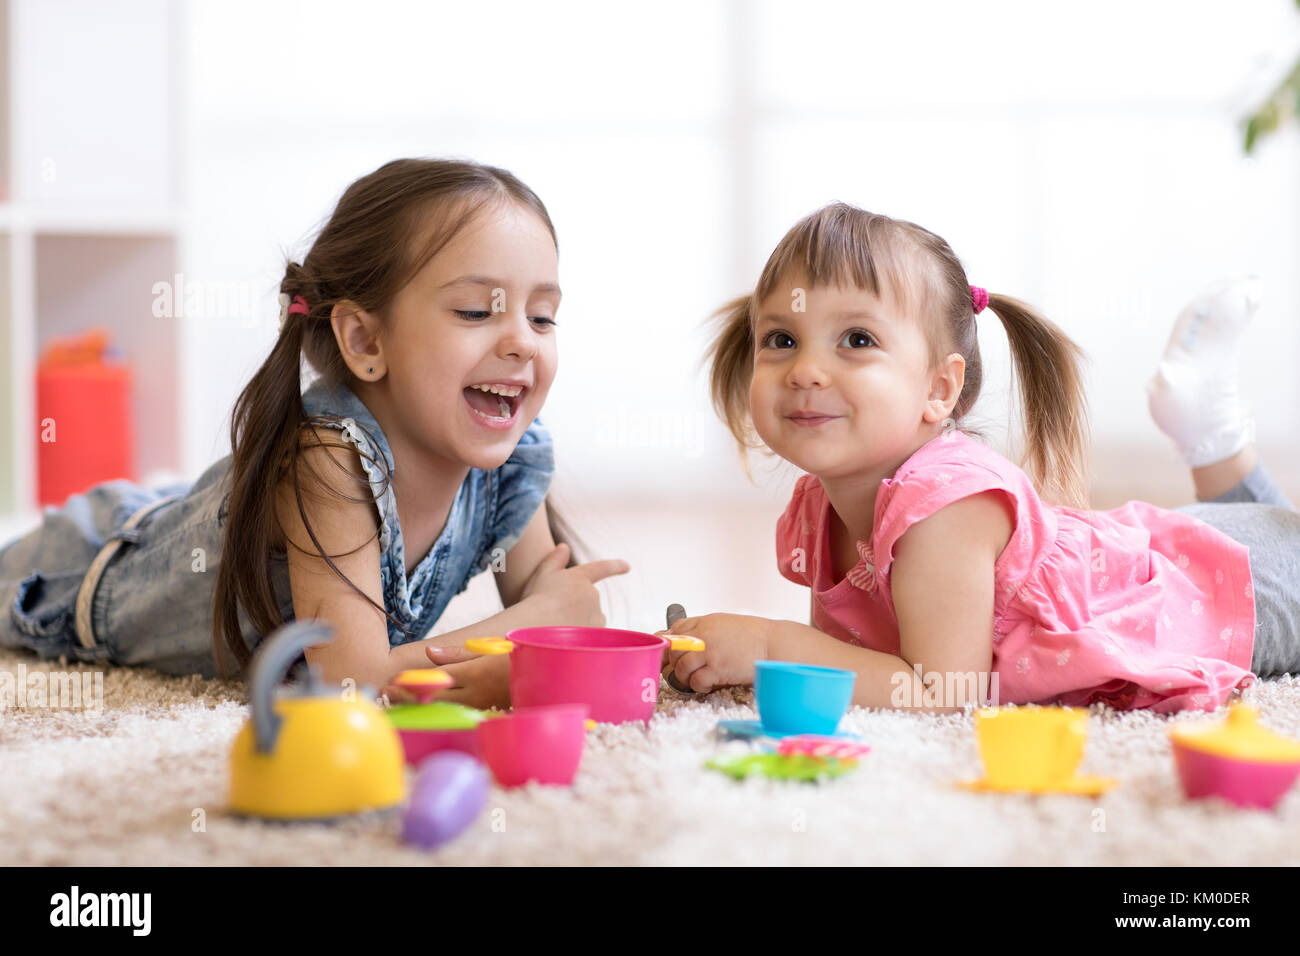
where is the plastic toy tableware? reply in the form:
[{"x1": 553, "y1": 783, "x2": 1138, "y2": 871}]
[
  {"x1": 706, "y1": 733, "x2": 871, "y2": 782},
  {"x1": 401, "y1": 752, "x2": 490, "y2": 850},
  {"x1": 777, "y1": 736, "x2": 871, "y2": 760},
  {"x1": 478, "y1": 704, "x2": 589, "y2": 788},
  {"x1": 958, "y1": 705, "x2": 1117, "y2": 796},
  {"x1": 661, "y1": 603, "x2": 697, "y2": 696},
  {"x1": 229, "y1": 620, "x2": 406, "y2": 820},
  {"x1": 753, "y1": 661, "x2": 856, "y2": 736},
  {"x1": 391, "y1": 668, "x2": 455, "y2": 703},
  {"x1": 706, "y1": 752, "x2": 860, "y2": 782},
  {"x1": 386, "y1": 701, "x2": 492, "y2": 764},
  {"x1": 1168, "y1": 702, "x2": 1300, "y2": 809},
  {"x1": 714, "y1": 719, "x2": 865, "y2": 743},
  {"x1": 464, "y1": 626, "x2": 705, "y2": 723}
]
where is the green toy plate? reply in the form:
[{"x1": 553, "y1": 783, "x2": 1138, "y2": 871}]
[
  {"x1": 385, "y1": 701, "x2": 490, "y2": 731},
  {"x1": 706, "y1": 753, "x2": 860, "y2": 782}
]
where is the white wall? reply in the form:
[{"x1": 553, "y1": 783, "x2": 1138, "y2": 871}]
[
  {"x1": 183, "y1": 0, "x2": 1300, "y2": 476},
  {"x1": 178, "y1": 0, "x2": 1300, "y2": 627}
]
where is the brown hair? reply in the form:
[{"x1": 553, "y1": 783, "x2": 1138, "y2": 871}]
[
  {"x1": 213, "y1": 158, "x2": 581, "y2": 678},
  {"x1": 707, "y1": 202, "x2": 1091, "y2": 509}
]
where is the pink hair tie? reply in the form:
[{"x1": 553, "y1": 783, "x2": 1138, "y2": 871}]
[
  {"x1": 970, "y1": 285, "x2": 988, "y2": 315},
  {"x1": 278, "y1": 294, "x2": 311, "y2": 332}
]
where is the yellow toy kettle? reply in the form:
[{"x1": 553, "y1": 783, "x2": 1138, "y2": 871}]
[{"x1": 228, "y1": 620, "x2": 406, "y2": 820}]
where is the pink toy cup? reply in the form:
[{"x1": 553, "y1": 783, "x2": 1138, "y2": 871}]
[
  {"x1": 466, "y1": 627, "x2": 704, "y2": 724},
  {"x1": 1172, "y1": 746, "x2": 1300, "y2": 809},
  {"x1": 479, "y1": 704, "x2": 588, "y2": 787},
  {"x1": 395, "y1": 727, "x2": 484, "y2": 765}
]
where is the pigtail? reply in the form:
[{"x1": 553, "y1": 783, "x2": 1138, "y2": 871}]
[
  {"x1": 211, "y1": 267, "x2": 313, "y2": 678},
  {"x1": 985, "y1": 293, "x2": 1092, "y2": 510},
  {"x1": 706, "y1": 294, "x2": 762, "y2": 478},
  {"x1": 212, "y1": 264, "x2": 406, "y2": 679}
]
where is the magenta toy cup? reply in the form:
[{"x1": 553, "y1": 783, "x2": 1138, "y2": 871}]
[
  {"x1": 465, "y1": 627, "x2": 704, "y2": 724},
  {"x1": 478, "y1": 704, "x2": 588, "y2": 788}
]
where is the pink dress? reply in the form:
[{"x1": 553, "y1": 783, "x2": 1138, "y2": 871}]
[{"x1": 775, "y1": 428, "x2": 1256, "y2": 713}]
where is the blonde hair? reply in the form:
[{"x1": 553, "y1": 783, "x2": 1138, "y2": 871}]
[{"x1": 706, "y1": 202, "x2": 1092, "y2": 508}]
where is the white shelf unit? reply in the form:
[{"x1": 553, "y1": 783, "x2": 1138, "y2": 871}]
[{"x1": 0, "y1": 0, "x2": 183, "y2": 526}]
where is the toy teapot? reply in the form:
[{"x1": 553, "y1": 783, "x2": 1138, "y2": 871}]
[{"x1": 228, "y1": 620, "x2": 407, "y2": 820}]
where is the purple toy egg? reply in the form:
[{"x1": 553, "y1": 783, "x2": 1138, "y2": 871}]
[{"x1": 401, "y1": 752, "x2": 489, "y2": 850}]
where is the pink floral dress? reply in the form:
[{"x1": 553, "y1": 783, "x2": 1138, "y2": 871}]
[{"x1": 775, "y1": 429, "x2": 1256, "y2": 712}]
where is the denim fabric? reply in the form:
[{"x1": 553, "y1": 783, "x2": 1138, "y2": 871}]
[
  {"x1": 297, "y1": 378, "x2": 555, "y2": 645},
  {"x1": 0, "y1": 376, "x2": 554, "y2": 678}
]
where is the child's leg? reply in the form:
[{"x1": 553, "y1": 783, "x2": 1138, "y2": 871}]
[
  {"x1": 1147, "y1": 276, "x2": 1261, "y2": 477},
  {"x1": 1196, "y1": 452, "x2": 1295, "y2": 510},
  {"x1": 1174, "y1": 501, "x2": 1300, "y2": 678}
]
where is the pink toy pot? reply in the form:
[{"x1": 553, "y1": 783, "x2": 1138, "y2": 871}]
[
  {"x1": 466, "y1": 627, "x2": 704, "y2": 724},
  {"x1": 1172, "y1": 747, "x2": 1300, "y2": 809},
  {"x1": 479, "y1": 704, "x2": 588, "y2": 787}
]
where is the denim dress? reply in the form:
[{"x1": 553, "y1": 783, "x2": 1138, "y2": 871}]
[{"x1": 0, "y1": 376, "x2": 554, "y2": 678}]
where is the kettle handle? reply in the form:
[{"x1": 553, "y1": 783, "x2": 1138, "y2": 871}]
[{"x1": 250, "y1": 619, "x2": 335, "y2": 754}]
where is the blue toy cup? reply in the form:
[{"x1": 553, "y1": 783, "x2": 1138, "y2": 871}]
[{"x1": 754, "y1": 661, "x2": 856, "y2": 735}]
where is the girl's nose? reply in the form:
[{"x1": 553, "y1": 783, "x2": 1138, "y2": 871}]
[
  {"x1": 786, "y1": 351, "x2": 829, "y2": 389},
  {"x1": 496, "y1": 312, "x2": 538, "y2": 362}
]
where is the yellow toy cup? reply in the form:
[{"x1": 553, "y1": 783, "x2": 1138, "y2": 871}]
[{"x1": 974, "y1": 706, "x2": 1088, "y2": 789}]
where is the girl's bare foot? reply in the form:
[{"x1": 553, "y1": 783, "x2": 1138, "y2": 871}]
[{"x1": 1191, "y1": 442, "x2": 1258, "y2": 501}]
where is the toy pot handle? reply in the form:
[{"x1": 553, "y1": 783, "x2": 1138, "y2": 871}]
[
  {"x1": 464, "y1": 636, "x2": 514, "y2": 655},
  {"x1": 249, "y1": 619, "x2": 335, "y2": 755}
]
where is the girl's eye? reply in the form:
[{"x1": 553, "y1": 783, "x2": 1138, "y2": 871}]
[
  {"x1": 761, "y1": 330, "x2": 795, "y2": 349},
  {"x1": 455, "y1": 310, "x2": 557, "y2": 327},
  {"x1": 840, "y1": 329, "x2": 876, "y2": 349}
]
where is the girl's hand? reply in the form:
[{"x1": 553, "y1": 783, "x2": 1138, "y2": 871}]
[
  {"x1": 424, "y1": 644, "x2": 511, "y2": 711},
  {"x1": 657, "y1": 613, "x2": 773, "y2": 694},
  {"x1": 378, "y1": 683, "x2": 419, "y2": 705},
  {"x1": 520, "y1": 543, "x2": 630, "y2": 628},
  {"x1": 377, "y1": 644, "x2": 479, "y2": 705}
]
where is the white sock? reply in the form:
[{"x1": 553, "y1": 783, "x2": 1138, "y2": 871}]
[{"x1": 1146, "y1": 276, "x2": 1262, "y2": 468}]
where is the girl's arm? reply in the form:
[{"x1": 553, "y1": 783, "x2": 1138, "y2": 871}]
[
  {"x1": 491, "y1": 502, "x2": 557, "y2": 608},
  {"x1": 890, "y1": 489, "x2": 1010, "y2": 710},
  {"x1": 407, "y1": 505, "x2": 630, "y2": 708},
  {"x1": 277, "y1": 429, "x2": 396, "y2": 692},
  {"x1": 768, "y1": 490, "x2": 1011, "y2": 714},
  {"x1": 665, "y1": 492, "x2": 1008, "y2": 712}
]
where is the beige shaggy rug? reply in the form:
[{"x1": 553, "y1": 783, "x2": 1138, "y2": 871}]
[{"x1": 2, "y1": 646, "x2": 1299, "y2": 866}]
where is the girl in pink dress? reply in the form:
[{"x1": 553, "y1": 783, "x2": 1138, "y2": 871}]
[{"x1": 663, "y1": 202, "x2": 1296, "y2": 713}]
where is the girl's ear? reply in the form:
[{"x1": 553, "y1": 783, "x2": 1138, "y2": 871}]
[
  {"x1": 331, "y1": 299, "x2": 387, "y2": 381},
  {"x1": 923, "y1": 351, "x2": 966, "y2": 423}
]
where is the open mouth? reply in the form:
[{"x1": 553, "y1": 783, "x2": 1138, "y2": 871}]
[{"x1": 463, "y1": 383, "x2": 525, "y2": 424}]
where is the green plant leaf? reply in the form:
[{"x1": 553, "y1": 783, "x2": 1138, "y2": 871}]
[{"x1": 1243, "y1": 57, "x2": 1300, "y2": 154}]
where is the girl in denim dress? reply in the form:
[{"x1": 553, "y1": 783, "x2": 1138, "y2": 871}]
[{"x1": 0, "y1": 158, "x2": 629, "y2": 708}]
